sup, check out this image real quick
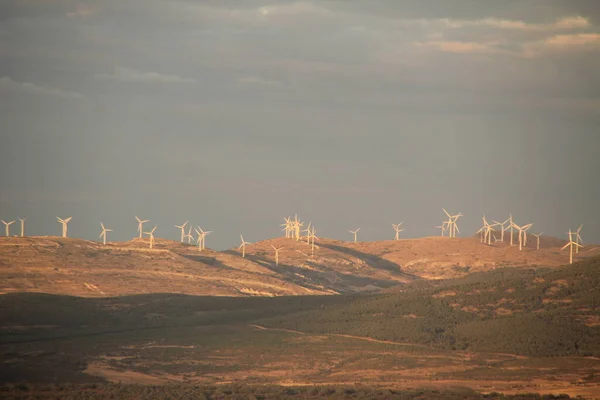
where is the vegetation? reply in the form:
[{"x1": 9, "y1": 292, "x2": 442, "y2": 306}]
[
  {"x1": 0, "y1": 256, "x2": 598, "y2": 394},
  {"x1": 0, "y1": 383, "x2": 579, "y2": 400},
  {"x1": 258, "y1": 256, "x2": 600, "y2": 356}
]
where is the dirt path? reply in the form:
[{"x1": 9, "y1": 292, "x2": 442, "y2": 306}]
[{"x1": 248, "y1": 324, "x2": 429, "y2": 348}]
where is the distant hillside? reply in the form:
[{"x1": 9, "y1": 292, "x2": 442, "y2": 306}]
[
  {"x1": 258, "y1": 255, "x2": 600, "y2": 357},
  {"x1": 1, "y1": 235, "x2": 598, "y2": 298}
]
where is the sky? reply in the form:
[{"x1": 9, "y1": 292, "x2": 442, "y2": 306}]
[{"x1": 1, "y1": 0, "x2": 599, "y2": 250}]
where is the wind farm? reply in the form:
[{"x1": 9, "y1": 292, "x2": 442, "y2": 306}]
[{"x1": 3, "y1": 1, "x2": 600, "y2": 397}]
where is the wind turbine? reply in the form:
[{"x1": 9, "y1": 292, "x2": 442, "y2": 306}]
[
  {"x1": 1, "y1": 220, "x2": 15, "y2": 237},
  {"x1": 184, "y1": 226, "x2": 194, "y2": 244},
  {"x1": 99, "y1": 222, "x2": 113, "y2": 245},
  {"x1": 574, "y1": 225, "x2": 584, "y2": 254},
  {"x1": 271, "y1": 245, "x2": 284, "y2": 266},
  {"x1": 239, "y1": 235, "x2": 251, "y2": 258},
  {"x1": 135, "y1": 216, "x2": 149, "y2": 239},
  {"x1": 511, "y1": 222, "x2": 532, "y2": 251},
  {"x1": 532, "y1": 232, "x2": 543, "y2": 250},
  {"x1": 18, "y1": 217, "x2": 25, "y2": 237},
  {"x1": 492, "y1": 217, "x2": 511, "y2": 242},
  {"x1": 442, "y1": 209, "x2": 462, "y2": 238},
  {"x1": 175, "y1": 221, "x2": 188, "y2": 243},
  {"x1": 57, "y1": 217, "x2": 72, "y2": 238},
  {"x1": 479, "y1": 216, "x2": 495, "y2": 245},
  {"x1": 195, "y1": 226, "x2": 212, "y2": 251},
  {"x1": 303, "y1": 222, "x2": 312, "y2": 244},
  {"x1": 349, "y1": 228, "x2": 360, "y2": 243},
  {"x1": 293, "y1": 215, "x2": 303, "y2": 241},
  {"x1": 281, "y1": 217, "x2": 292, "y2": 238},
  {"x1": 144, "y1": 226, "x2": 157, "y2": 249},
  {"x1": 392, "y1": 222, "x2": 404, "y2": 240},
  {"x1": 309, "y1": 226, "x2": 319, "y2": 256},
  {"x1": 435, "y1": 222, "x2": 448, "y2": 237},
  {"x1": 562, "y1": 230, "x2": 582, "y2": 265},
  {"x1": 508, "y1": 214, "x2": 514, "y2": 246}
]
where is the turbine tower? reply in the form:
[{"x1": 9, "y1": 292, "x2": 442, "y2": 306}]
[
  {"x1": 349, "y1": 228, "x2": 360, "y2": 243},
  {"x1": 57, "y1": 217, "x2": 72, "y2": 238},
  {"x1": 1, "y1": 220, "x2": 15, "y2": 237},
  {"x1": 392, "y1": 222, "x2": 404, "y2": 240},
  {"x1": 145, "y1": 226, "x2": 157, "y2": 249},
  {"x1": 175, "y1": 221, "x2": 188, "y2": 243},
  {"x1": 238, "y1": 235, "x2": 251, "y2": 258},
  {"x1": 135, "y1": 216, "x2": 149, "y2": 239},
  {"x1": 18, "y1": 217, "x2": 25, "y2": 237},
  {"x1": 531, "y1": 232, "x2": 543, "y2": 250},
  {"x1": 271, "y1": 245, "x2": 284, "y2": 266},
  {"x1": 562, "y1": 230, "x2": 582, "y2": 265},
  {"x1": 99, "y1": 222, "x2": 113, "y2": 245}
]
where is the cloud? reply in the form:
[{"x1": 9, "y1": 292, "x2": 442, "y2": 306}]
[
  {"x1": 440, "y1": 16, "x2": 591, "y2": 31},
  {"x1": 523, "y1": 33, "x2": 600, "y2": 57},
  {"x1": 95, "y1": 66, "x2": 197, "y2": 84},
  {"x1": 66, "y1": 3, "x2": 96, "y2": 18},
  {"x1": 414, "y1": 40, "x2": 509, "y2": 55},
  {"x1": 0, "y1": 76, "x2": 84, "y2": 99},
  {"x1": 237, "y1": 76, "x2": 281, "y2": 86}
]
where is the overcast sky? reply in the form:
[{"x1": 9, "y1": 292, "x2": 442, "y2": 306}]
[{"x1": 1, "y1": 0, "x2": 599, "y2": 249}]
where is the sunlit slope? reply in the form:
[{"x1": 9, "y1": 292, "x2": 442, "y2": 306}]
[{"x1": 0, "y1": 237, "x2": 328, "y2": 297}]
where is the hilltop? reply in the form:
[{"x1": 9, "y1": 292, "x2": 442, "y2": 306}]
[{"x1": 0, "y1": 235, "x2": 598, "y2": 298}]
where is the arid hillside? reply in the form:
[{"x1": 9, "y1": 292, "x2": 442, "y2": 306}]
[{"x1": 0, "y1": 235, "x2": 598, "y2": 297}]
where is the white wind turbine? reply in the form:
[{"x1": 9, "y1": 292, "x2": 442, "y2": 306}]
[
  {"x1": 392, "y1": 222, "x2": 404, "y2": 240},
  {"x1": 442, "y1": 209, "x2": 462, "y2": 238},
  {"x1": 195, "y1": 226, "x2": 212, "y2": 251},
  {"x1": 311, "y1": 226, "x2": 319, "y2": 254},
  {"x1": 531, "y1": 232, "x2": 543, "y2": 250},
  {"x1": 238, "y1": 235, "x2": 251, "y2": 258},
  {"x1": 57, "y1": 217, "x2": 72, "y2": 238},
  {"x1": 1, "y1": 220, "x2": 15, "y2": 237},
  {"x1": 574, "y1": 225, "x2": 584, "y2": 254},
  {"x1": 508, "y1": 214, "x2": 515, "y2": 246},
  {"x1": 476, "y1": 215, "x2": 495, "y2": 245},
  {"x1": 99, "y1": 222, "x2": 113, "y2": 245},
  {"x1": 18, "y1": 217, "x2": 25, "y2": 237},
  {"x1": 349, "y1": 228, "x2": 360, "y2": 243},
  {"x1": 562, "y1": 229, "x2": 582, "y2": 265},
  {"x1": 303, "y1": 222, "x2": 312, "y2": 244},
  {"x1": 145, "y1": 226, "x2": 157, "y2": 249},
  {"x1": 175, "y1": 221, "x2": 189, "y2": 243},
  {"x1": 271, "y1": 245, "x2": 284, "y2": 266},
  {"x1": 511, "y1": 222, "x2": 532, "y2": 251},
  {"x1": 135, "y1": 216, "x2": 149, "y2": 239},
  {"x1": 281, "y1": 217, "x2": 292, "y2": 238},
  {"x1": 184, "y1": 226, "x2": 194, "y2": 244},
  {"x1": 492, "y1": 217, "x2": 511, "y2": 243},
  {"x1": 435, "y1": 221, "x2": 448, "y2": 237}
]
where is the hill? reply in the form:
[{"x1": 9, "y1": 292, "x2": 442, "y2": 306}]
[
  {"x1": 0, "y1": 257, "x2": 599, "y2": 397},
  {"x1": 259, "y1": 255, "x2": 600, "y2": 356},
  {"x1": 1, "y1": 235, "x2": 599, "y2": 297}
]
